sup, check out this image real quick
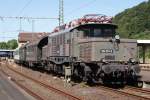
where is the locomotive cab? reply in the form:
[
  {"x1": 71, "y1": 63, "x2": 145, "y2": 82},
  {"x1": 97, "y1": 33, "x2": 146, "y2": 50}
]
[{"x1": 75, "y1": 23, "x2": 121, "y2": 62}]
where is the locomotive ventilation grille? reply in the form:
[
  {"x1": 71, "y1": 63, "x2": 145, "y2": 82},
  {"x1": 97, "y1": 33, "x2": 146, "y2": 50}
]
[{"x1": 105, "y1": 55, "x2": 115, "y2": 60}]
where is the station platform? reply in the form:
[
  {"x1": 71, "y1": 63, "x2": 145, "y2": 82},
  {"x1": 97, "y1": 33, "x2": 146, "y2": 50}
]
[
  {"x1": 0, "y1": 71, "x2": 35, "y2": 100},
  {"x1": 137, "y1": 40, "x2": 150, "y2": 64},
  {"x1": 140, "y1": 70, "x2": 150, "y2": 83}
]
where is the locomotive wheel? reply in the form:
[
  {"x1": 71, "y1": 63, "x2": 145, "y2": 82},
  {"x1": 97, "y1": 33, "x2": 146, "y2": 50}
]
[
  {"x1": 136, "y1": 81, "x2": 143, "y2": 88},
  {"x1": 81, "y1": 64, "x2": 92, "y2": 83},
  {"x1": 73, "y1": 68, "x2": 79, "y2": 77}
]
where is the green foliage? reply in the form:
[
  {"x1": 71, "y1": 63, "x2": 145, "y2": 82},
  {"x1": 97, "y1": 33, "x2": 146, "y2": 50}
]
[
  {"x1": 0, "y1": 39, "x2": 18, "y2": 49},
  {"x1": 113, "y1": 0, "x2": 150, "y2": 59},
  {"x1": 0, "y1": 42, "x2": 8, "y2": 49},
  {"x1": 7, "y1": 39, "x2": 18, "y2": 49},
  {"x1": 130, "y1": 31, "x2": 150, "y2": 39},
  {"x1": 113, "y1": 0, "x2": 150, "y2": 39}
]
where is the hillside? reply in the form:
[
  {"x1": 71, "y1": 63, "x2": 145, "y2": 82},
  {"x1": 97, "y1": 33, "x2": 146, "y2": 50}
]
[{"x1": 113, "y1": 0, "x2": 150, "y2": 39}]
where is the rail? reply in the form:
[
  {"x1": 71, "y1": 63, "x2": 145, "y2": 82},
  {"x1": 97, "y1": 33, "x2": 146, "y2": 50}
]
[
  {"x1": 97, "y1": 85, "x2": 150, "y2": 100},
  {"x1": 125, "y1": 86, "x2": 150, "y2": 95},
  {"x1": 5, "y1": 63, "x2": 82, "y2": 100},
  {"x1": 0, "y1": 69, "x2": 45, "y2": 100}
]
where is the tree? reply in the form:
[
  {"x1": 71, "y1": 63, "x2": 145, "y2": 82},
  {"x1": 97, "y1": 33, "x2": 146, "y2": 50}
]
[
  {"x1": 0, "y1": 42, "x2": 8, "y2": 49},
  {"x1": 0, "y1": 39, "x2": 18, "y2": 49},
  {"x1": 7, "y1": 39, "x2": 18, "y2": 49},
  {"x1": 113, "y1": 0, "x2": 150, "y2": 39}
]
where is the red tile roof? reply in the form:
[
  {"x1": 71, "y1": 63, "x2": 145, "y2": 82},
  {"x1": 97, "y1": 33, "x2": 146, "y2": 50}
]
[{"x1": 18, "y1": 32, "x2": 49, "y2": 43}]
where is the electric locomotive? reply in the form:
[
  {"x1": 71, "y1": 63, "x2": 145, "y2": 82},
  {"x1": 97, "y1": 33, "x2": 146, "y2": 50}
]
[{"x1": 42, "y1": 14, "x2": 141, "y2": 86}]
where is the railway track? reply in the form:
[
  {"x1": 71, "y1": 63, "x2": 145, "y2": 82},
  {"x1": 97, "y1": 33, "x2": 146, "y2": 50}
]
[
  {"x1": 3, "y1": 61, "x2": 150, "y2": 100},
  {"x1": 118, "y1": 88, "x2": 150, "y2": 100},
  {"x1": 97, "y1": 85, "x2": 150, "y2": 100},
  {"x1": 122, "y1": 86, "x2": 150, "y2": 99},
  {"x1": 0, "y1": 68, "x2": 45, "y2": 100},
  {"x1": 125, "y1": 86, "x2": 150, "y2": 94},
  {"x1": 4, "y1": 62, "x2": 82, "y2": 100}
]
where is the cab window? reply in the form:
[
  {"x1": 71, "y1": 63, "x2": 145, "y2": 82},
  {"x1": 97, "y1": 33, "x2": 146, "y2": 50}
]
[
  {"x1": 94, "y1": 29, "x2": 102, "y2": 37},
  {"x1": 103, "y1": 28, "x2": 114, "y2": 37},
  {"x1": 78, "y1": 24, "x2": 117, "y2": 38}
]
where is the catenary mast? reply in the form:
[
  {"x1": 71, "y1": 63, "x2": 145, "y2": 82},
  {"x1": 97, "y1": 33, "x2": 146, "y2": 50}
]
[{"x1": 59, "y1": 0, "x2": 64, "y2": 26}]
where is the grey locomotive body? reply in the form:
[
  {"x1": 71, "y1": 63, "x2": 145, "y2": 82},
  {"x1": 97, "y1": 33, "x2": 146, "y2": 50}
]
[
  {"x1": 45, "y1": 21, "x2": 140, "y2": 85},
  {"x1": 16, "y1": 14, "x2": 141, "y2": 86}
]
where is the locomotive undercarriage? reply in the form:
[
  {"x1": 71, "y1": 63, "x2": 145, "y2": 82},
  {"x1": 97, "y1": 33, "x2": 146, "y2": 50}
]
[
  {"x1": 45, "y1": 61, "x2": 126, "y2": 84},
  {"x1": 72, "y1": 62, "x2": 126, "y2": 84},
  {"x1": 71, "y1": 61, "x2": 142, "y2": 86},
  {"x1": 23, "y1": 57, "x2": 141, "y2": 87}
]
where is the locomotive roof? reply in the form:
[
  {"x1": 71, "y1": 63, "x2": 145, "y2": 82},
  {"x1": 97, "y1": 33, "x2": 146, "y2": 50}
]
[
  {"x1": 49, "y1": 23, "x2": 117, "y2": 37},
  {"x1": 26, "y1": 35, "x2": 48, "y2": 48}
]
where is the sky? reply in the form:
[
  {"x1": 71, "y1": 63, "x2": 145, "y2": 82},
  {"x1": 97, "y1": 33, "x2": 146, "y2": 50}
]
[{"x1": 0, "y1": 0, "x2": 148, "y2": 41}]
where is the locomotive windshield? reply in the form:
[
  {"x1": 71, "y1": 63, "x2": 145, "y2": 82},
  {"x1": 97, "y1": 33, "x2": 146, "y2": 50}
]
[{"x1": 78, "y1": 24, "x2": 117, "y2": 37}]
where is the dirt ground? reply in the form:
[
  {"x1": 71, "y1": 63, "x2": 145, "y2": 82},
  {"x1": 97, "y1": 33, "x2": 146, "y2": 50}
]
[{"x1": 0, "y1": 61, "x2": 146, "y2": 100}]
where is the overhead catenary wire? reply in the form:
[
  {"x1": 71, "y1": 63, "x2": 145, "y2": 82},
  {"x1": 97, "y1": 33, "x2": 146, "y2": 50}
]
[
  {"x1": 0, "y1": 16, "x2": 58, "y2": 40},
  {"x1": 0, "y1": 16, "x2": 58, "y2": 20},
  {"x1": 0, "y1": 0, "x2": 60, "y2": 41},
  {"x1": 0, "y1": 16, "x2": 59, "y2": 32},
  {"x1": 66, "y1": 0, "x2": 97, "y2": 19},
  {"x1": 17, "y1": 0, "x2": 33, "y2": 16},
  {"x1": 0, "y1": 37, "x2": 17, "y2": 38}
]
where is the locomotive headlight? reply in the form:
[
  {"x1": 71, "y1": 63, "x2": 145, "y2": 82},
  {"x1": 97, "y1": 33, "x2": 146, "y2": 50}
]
[
  {"x1": 101, "y1": 58, "x2": 106, "y2": 63},
  {"x1": 115, "y1": 35, "x2": 120, "y2": 40},
  {"x1": 115, "y1": 35, "x2": 120, "y2": 43},
  {"x1": 101, "y1": 58, "x2": 109, "y2": 64},
  {"x1": 129, "y1": 58, "x2": 135, "y2": 63}
]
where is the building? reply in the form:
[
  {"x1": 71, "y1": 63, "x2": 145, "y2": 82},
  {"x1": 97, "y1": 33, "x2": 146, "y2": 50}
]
[
  {"x1": 137, "y1": 40, "x2": 150, "y2": 63},
  {"x1": 0, "y1": 49, "x2": 14, "y2": 59},
  {"x1": 18, "y1": 32, "x2": 49, "y2": 47}
]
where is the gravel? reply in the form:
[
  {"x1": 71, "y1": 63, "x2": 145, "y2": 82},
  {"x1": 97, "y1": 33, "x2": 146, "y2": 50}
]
[{"x1": 0, "y1": 61, "x2": 146, "y2": 100}]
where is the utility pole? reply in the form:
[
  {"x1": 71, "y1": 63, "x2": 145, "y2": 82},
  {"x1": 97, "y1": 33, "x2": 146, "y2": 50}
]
[
  {"x1": 19, "y1": 17, "x2": 22, "y2": 32},
  {"x1": 59, "y1": 0, "x2": 64, "y2": 26},
  {"x1": 32, "y1": 20, "x2": 35, "y2": 32}
]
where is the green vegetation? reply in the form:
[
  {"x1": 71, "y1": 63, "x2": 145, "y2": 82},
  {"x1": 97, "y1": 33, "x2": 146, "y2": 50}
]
[
  {"x1": 113, "y1": 0, "x2": 150, "y2": 59},
  {"x1": 0, "y1": 39, "x2": 18, "y2": 49},
  {"x1": 113, "y1": 0, "x2": 150, "y2": 39},
  {"x1": 0, "y1": 42, "x2": 8, "y2": 49}
]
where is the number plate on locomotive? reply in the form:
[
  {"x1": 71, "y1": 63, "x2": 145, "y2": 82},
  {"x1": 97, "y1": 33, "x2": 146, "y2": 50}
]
[{"x1": 100, "y1": 49, "x2": 113, "y2": 53}]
